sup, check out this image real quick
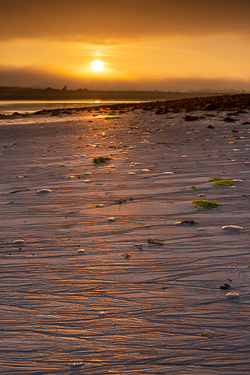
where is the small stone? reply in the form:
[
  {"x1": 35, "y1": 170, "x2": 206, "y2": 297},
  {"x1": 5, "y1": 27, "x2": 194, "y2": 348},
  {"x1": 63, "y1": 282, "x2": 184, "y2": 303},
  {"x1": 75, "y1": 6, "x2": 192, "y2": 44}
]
[
  {"x1": 70, "y1": 362, "x2": 84, "y2": 369},
  {"x1": 222, "y1": 225, "x2": 243, "y2": 232},
  {"x1": 220, "y1": 283, "x2": 231, "y2": 290},
  {"x1": 161, "y1": 172, "x2": 174, "y2": 175},
  {"x1": 108, "y1": 217, "x2": 116, "y2": 222},
  {"x1": 226, "y1": 292, "x2": 240, "y2": 299},
  {"x1": 96, "y1": 204, "x2": 105, "y2": 208},
  {"x1": 197, "y1": 194, "x2": 205, "y2": 197}
]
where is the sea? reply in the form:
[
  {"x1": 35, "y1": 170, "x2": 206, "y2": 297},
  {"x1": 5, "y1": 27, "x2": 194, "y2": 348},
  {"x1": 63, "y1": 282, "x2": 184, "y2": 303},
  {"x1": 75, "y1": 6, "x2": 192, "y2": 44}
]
[{"x1": 0, "y1": 99, "x2": 147, "y2": 116}]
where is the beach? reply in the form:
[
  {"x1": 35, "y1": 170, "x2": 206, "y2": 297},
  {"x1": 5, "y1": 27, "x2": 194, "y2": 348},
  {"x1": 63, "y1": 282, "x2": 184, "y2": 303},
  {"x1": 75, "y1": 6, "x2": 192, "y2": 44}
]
[{"x1": 0, "y1": 97, "x2": 250, "y2": 374}]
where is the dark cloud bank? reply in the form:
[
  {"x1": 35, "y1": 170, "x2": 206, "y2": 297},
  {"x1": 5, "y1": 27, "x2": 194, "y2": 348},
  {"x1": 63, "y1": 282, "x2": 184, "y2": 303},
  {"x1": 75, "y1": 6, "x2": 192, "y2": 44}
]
[{"x1": 1, "y1": 0, "x2": 250, "y2": 43}]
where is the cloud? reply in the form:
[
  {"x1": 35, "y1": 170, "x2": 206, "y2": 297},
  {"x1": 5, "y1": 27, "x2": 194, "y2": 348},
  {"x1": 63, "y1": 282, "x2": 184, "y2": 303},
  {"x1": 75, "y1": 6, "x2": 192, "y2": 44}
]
[
  {"x1": 1, "y1": 65, "x2": 250, "y2": 92},
  {"x1": 1, "y1": 0, "x2": 250, "y2": 43}
]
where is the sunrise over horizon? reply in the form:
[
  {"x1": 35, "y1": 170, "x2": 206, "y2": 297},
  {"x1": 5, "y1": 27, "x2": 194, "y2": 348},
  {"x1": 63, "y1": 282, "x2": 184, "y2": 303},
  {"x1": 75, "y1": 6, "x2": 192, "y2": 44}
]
[
  {"x1": 2, "y1": 1, "x2": 250, "y2": 373},
  {"x1": 1, "y1": 0, "x2": 250, "y2": 92}
]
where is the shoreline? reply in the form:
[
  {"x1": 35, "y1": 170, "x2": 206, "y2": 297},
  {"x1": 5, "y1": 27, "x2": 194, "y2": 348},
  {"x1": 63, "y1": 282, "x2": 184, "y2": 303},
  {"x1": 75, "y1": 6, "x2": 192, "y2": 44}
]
[{"x1": 1, "y1": 93, "x2": 250, "y2": 119}]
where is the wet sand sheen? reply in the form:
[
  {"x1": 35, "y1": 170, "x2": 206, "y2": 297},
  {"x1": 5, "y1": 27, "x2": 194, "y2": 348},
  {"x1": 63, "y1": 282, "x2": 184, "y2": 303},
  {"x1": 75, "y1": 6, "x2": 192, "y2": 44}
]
[{"x1": 0, "y1": 100, "x2": 250, "y2": 374}]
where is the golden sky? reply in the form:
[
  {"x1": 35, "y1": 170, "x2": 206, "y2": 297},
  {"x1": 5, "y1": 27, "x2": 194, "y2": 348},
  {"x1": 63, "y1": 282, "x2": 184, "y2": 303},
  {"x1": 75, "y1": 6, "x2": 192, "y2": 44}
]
[{"x1": 1, "y1": 0, "x2": 250, "y2": 91}]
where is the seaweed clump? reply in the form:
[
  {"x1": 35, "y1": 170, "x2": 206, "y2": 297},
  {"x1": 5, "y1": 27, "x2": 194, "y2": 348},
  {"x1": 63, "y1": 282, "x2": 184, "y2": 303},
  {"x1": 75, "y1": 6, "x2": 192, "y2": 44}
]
[
  {"x1": 147, "y1": 239, "x2": 164, "y2": 245},
  {"x1": 92, "y1": 156, "x2": 113, "y2": 164},
  {"x1": 207, "y1": 176, "x2": 234, "y2": 187},
  {"x1": 191, "y1": 200, "x2": 218, "y2": 210}
]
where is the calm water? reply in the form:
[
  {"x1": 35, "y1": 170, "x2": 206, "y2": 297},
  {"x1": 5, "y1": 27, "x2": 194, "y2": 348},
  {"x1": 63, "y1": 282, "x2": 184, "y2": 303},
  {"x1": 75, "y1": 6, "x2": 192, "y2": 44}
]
[{"x1": 0, "y1": 100, "x2": 147, "y2": 115}]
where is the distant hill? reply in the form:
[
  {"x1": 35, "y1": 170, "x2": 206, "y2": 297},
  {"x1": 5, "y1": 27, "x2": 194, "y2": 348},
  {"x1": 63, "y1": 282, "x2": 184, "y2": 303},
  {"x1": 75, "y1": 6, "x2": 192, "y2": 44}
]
[{"x1": 0, "y1": 86, "x2": 227, "y2": 101}]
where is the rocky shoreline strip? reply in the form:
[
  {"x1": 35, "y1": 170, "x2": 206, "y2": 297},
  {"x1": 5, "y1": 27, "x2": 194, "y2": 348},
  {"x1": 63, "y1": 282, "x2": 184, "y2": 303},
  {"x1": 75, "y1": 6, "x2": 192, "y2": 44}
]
[{"x1": 1, "y1": 93, "x2": 250, "y2": 118}]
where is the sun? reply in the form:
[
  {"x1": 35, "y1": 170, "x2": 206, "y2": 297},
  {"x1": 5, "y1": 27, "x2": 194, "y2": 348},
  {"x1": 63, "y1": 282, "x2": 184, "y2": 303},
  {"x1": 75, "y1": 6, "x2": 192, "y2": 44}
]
[{"x1": 91, "y1": 60, "x2": 104, "y2": 72}]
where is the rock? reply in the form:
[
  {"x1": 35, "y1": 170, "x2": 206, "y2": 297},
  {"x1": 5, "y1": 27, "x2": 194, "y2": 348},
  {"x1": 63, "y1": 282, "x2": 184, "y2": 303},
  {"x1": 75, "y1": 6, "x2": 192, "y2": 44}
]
[
  {"x1": 108, "y1": 217, "x2": 116, "y2": 222},
  {"x1": 70, "y1": 362, "x2": 84, "y2": 369},
  {"x1": 220, "y1": 283, "x2": 231, "y2": 290},
  {"x1": 222, "y1": 225, "x2": 243, "y2": 231},
  {"x1": 206, "y1": 124, "x2": 214, "y2": 128},
  {"x1": 161, "y1": 172, "x2": 174, "y2": 175},
  {"x1": 184, "y1": 115, "x2": 199, "y2": 121},
  {"x1": 224, "y1": 117, "x2": 236, "y2": 123},
  {"x1": 175, "y1": 220, "x2": 198, "y2": 225},
  {"x1": 205, "y1": 103, "x2": 216, "y2": 110},
  {"x1": 36, "y1": 189, "x2": 52, "y2": 195},
  {"x1": 226, "y1": 292, "x2": 240, "y2": 299}
]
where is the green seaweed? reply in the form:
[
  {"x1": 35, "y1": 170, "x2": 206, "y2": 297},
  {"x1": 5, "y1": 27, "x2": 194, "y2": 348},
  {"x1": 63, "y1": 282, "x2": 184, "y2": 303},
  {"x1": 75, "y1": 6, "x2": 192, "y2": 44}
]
[
  {"x1": 207, "y1": 176, "x2": 234, "y2": 187},
  {"x1": 191, "y1": 200, "x2": 218, "y2": 210},
  {"x1": 201, "y1": 332, "x2": 218, "y2": 339},
  {"x1": 191, "y1": 186, "x2": 196, "y2": 190},
  {"x1": 213, "y1": 180, "x2": 234, "y2": 187}
]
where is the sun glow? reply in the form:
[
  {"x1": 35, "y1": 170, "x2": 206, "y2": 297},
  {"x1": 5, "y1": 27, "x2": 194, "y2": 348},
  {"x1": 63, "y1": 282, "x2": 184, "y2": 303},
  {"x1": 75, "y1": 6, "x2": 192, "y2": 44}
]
[{"x1": 91, "y1": 60, "x2": 104, "y2": 72}]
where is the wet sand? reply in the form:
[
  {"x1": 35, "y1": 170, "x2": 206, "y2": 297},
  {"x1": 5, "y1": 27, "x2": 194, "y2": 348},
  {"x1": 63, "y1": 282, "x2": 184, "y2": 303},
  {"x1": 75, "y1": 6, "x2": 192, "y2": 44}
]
[{"x1": 0, "y1": 100, "x2": 250, "y2": 374}]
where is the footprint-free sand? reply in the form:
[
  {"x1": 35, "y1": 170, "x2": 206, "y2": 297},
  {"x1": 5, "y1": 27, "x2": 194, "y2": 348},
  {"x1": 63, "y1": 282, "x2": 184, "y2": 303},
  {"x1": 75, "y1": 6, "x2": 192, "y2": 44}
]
[{"x1": 0, "y1": 100, "x2": 250, "y2": 374}]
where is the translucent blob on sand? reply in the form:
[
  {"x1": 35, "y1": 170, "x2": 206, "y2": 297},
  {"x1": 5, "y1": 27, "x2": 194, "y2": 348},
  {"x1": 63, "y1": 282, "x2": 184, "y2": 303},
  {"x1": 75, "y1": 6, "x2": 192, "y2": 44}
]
[
  {"x1": 226, "y1": 292, "x2": 240, "y2": 299},
  {"x1": 13, "y1": 240, "x2": 25, "y2": 245},
  {"x1": 36, "y1": 189, "x2": 52, "y2": 195},
  {"x1": 78, "y1": 249, "x2": 85, "y2": 254},
  {"x1": 222, "y1": 225, "x2": 243, "y2": 231}
]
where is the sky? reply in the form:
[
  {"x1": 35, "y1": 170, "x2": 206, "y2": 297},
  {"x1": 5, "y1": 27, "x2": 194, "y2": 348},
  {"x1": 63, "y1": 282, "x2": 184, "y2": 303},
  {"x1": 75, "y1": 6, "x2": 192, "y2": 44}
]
[{"x1": 1, "y1": 0, "x2": 250, "y2": 92}]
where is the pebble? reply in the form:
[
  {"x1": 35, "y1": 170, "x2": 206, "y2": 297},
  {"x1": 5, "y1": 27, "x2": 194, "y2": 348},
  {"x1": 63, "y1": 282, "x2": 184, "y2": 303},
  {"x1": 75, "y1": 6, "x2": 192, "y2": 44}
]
[
  {"x1": 220, "y1": 283, "x2": 231, "y2": 290},
  {"x1": 96, "y1": 204, "x2": 105, "y2": 208},
  {"x1": 83, "y1": 180, "x2": 90, "y2": 183},
  {"x1": 36, "y1": 189, "x2": 52, "y2": 195},
  {"x1": 78, "y1": 249, "x2": 85, "y2": 254},
  {"x1": 222, "y1": 225, "x2": 243, "y2": 231},
  {"x1": 13, "y1": 240, "x2": 25, "y2": 245},
  {"x1": 108, "y1": 217, "x2": 116, "y2": 222},
  {"x1": 161, "y1": 172, "x2": 174, "y2": 175},
  {"x1": 129, "y1": 172, "x2": 136, "y2": 175},
  {"x1": 226, "y1": 292, "x2": 240, "y2": 300},
  {"x1": 70, "y1": 362, "x2": 84, "y2": 369},
  {"x1": 197, "y1": 194, "x2": 205, "y2": 197},
  {"x1": 84, "y1": 172, "x2": 91, "y2": 175},
  {"x1": 245, "y1": 162, "x2": 250, "y2": 165}
]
